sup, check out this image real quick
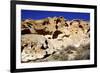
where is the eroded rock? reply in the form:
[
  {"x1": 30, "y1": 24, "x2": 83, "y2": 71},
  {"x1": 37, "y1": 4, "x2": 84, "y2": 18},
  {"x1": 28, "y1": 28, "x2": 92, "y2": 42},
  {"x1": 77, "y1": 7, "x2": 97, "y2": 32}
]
[{"x1": 21, "y1": 17, "x2": 90, "y2": 63}]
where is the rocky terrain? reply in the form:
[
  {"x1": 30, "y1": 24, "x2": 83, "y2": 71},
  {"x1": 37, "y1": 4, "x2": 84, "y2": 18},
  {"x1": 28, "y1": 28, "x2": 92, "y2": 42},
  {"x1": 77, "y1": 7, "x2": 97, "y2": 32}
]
[{"x1": 21, "y1": 16, "x2": 90, "y2": 63}]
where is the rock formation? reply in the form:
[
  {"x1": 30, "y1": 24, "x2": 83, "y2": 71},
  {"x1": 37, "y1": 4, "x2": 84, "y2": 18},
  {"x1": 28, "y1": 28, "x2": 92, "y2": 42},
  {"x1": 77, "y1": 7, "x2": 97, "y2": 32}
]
[{"x1": 21, "y1": 16, "x2": 90, "y2": 62}]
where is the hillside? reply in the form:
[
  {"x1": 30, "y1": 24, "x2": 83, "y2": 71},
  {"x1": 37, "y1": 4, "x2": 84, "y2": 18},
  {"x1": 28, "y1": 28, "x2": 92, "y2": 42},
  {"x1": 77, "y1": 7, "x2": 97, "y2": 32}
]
[{"x1": 21, "y1": 16, "x2": 90, "y2": 63}]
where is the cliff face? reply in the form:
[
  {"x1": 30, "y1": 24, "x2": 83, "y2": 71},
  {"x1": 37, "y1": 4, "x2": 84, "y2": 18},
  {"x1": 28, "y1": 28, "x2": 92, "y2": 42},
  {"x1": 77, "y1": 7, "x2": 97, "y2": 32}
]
[{"x1": 21, "y1": 16, "x2": 90, "y2": 63}]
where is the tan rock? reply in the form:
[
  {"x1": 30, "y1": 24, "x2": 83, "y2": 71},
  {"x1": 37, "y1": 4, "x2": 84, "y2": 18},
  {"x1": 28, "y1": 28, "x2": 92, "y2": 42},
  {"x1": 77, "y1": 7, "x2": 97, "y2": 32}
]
[{"x1": 21, "y1": 17, "x2": 90, "y2": 62}]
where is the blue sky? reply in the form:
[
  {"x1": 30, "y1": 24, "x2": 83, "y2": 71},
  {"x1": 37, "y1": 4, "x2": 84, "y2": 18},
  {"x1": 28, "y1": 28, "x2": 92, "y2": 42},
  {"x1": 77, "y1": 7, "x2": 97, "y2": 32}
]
[{"x1": 21, "y1": 10, "x2": 90, "y2": 21}]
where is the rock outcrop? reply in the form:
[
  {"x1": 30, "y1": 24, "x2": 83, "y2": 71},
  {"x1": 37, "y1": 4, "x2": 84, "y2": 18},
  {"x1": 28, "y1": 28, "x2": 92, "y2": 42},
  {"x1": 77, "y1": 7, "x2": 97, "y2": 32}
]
[{"x1": 21, "y1": 17, "x2": 90, "y2": 62}]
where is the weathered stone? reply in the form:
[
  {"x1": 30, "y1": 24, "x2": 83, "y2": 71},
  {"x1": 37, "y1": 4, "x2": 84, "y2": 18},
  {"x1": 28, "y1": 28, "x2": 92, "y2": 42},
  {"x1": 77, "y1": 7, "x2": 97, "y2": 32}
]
[{"x1": 21, "y1": 17, "x2": 90, "y2": 63}]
